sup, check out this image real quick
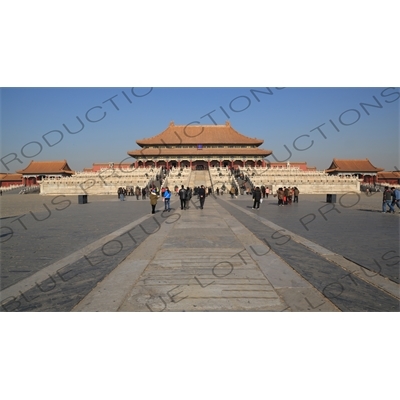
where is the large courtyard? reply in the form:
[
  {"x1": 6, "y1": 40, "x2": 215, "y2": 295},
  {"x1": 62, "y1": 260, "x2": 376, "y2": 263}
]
[{"x1": 1, "y1": 189, "x2": 398, "y2": 312}]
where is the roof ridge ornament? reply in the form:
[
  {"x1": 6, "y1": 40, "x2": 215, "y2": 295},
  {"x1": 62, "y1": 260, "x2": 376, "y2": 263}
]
[
  {"x1": 225, "y1": 121, "x2": 231, "y2": 127},
  {"x1": 169, "y1": 121, "x2": 174, "y2": 127}
]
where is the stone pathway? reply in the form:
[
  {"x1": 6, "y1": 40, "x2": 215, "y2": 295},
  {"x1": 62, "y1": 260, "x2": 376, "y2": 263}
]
[{"x1": 73, "y1": 196, "x2": 337, "y2": 312}]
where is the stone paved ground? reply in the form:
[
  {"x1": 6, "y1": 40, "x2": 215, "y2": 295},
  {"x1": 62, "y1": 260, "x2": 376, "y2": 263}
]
[{"x1": 0, "y1": 191, "x2": 399, "y2": 311}]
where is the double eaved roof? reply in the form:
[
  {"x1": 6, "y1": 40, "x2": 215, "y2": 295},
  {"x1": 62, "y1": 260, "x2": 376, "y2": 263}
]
[{"x1": 135, "y1": 121, "x2": 264, "y2": 147}]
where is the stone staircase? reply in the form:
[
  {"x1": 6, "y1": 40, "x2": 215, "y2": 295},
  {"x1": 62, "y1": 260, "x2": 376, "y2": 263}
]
[{"x1": 188, "y1": 170, "x2": 212, "y2": 189}]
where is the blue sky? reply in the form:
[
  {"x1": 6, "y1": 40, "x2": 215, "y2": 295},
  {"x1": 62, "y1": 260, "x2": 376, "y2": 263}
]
[{"x1": 1, "y1": 87, "x2": 398, "y2": 173}]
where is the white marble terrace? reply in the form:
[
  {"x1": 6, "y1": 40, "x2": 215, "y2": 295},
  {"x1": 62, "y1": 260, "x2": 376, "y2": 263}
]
[{"x1": 39, "y1": 167, "x2": 160, "y2": 195}]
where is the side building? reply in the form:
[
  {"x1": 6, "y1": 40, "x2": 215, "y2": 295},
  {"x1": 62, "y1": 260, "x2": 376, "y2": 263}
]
[
  {"x1": 16, "y1": 160, "x2": 75, "y2": 186},
  {"x1": 325, "y1": 158, "x2": 384, "y2": 184}
]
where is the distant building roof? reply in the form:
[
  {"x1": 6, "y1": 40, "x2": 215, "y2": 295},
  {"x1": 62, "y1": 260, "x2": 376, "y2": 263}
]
[
  {"x1": 325, "y1": 158, "x2": 384, "y2": 173},
  {"x1": 377, "y1": 171, "x2": 400, "y2": 180},
  {"x1": 16, "y1": 160, "x2": 75, "y2": 175},
  {"x1": 0, "y1": 173, "x2": 23, "y2": 181}
]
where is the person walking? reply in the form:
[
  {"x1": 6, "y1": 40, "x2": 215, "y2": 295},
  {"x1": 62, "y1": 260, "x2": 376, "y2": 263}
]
[
  {"x1": 265, "y1": 187, "x2": 270, "y2": 198},
  {"x1": 391, "y1": 187, "x2": 400, "y2": 211},
  {"x1": 149, "y1": 189, "x2": 159, "y2": 214},
  {"x1": 198, "y1": 185, "x2": 206, "y2": 209},
  {"x1": 230, "y1": 185, "x2": 235, "y2": 199},
  {"x1": 163, "y1": 186, "x2": 171, "y2": 212},
  {"x1": 293, "y1": 187, "x2": 300, "y2": 203},
  {"x1": 179, "y1": 185, "x2": 187, "y2": 210},
  {"x1": 185, "y1": 186, "x2": 192, "y2": 209},
  {"x1": 252, "y1": 186, "x2": 262, "y2": 209},
  {"x1": 283, "y1": 187, "x2": 289, "y2": 205},
  {"x1": 277, "y1": 187, "x2": 284, "y2": 206},
  {"x1": 382, "y1": 186, "x2": 395, "y2": 213}
]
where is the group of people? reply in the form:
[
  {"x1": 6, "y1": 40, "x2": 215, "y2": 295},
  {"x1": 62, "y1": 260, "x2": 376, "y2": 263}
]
[
  {"x1": 178, "y1": 185, "x2": 193, "y2": 210},
  {"x1": 148, "y1": 184, "x2": 208, "y2": 214},
  {"x1": 274, "y1": 187, "x2": 300, "y2": 206},
  {"x1": 178, "y1": 185, "x2": 206, "y2": 209},
  {"x1": 117, "y1": 186, "x2": 150, "y2": 200},
  {"x1": 117, "y1": 187, "x2": 133, "y2": 200},
  {"x1": 149, "y1": 186, "x2": 170, "y2": 214},
  {"x1": 382, "y1": 186, "x2": 400, "y2": 213}
]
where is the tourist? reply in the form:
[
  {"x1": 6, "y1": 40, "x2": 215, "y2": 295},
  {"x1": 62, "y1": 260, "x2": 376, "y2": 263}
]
[
  {"x1": 179, "y1": 185, "x2": 187, "y2": 210},
  {"x1": 163, "y1": 187, "x2": 171, "y2": 212},
  {"x1": 391, "y1": 187, "x2": 400, "y2": 211},
  {"x1": 261, "y1": 185, "x2": 266, "y2": 198},
  {"x1": 135, "y1": 186, "x2": 141, "y2": 200},
  {"x1": 276, "y1": 187, "x2": 284, "y2": 206},
  {"x1": 293, "y1": 187, "x2": 300, "y2": 203},
  {"x1": 216, "y1": 187, "x2": 220, "y2": 196},
  {"x1": 142, "y1": 187, "x2": 146, "y2": 200},
  {"x1": 283, "y1": 187, "x2": 289, "y2": 205},
  {"x1": 252, "y1": 186, "x2": 262, "y2": 209},
  {"x1": 185, "y1": 186, "x2": 192, "y2": 209},
  {"x1": 198, "y1": 185, "x2": 206, "y2": 209},
  {"x1": 229, "y1": 186, "x2": 235, "y2": 198},
  {"x1": 382, "y1": 186, "x2": 395, "y2": 213},
  {"x1": 288, "y1": 187, "x2": 293, "y2": 204},
  {"x1": 265, "y1": 187, "x2": 270, "y2": 198},
  {"x1": 149, "y1": 189, "x2": 159, "y2": 214}
]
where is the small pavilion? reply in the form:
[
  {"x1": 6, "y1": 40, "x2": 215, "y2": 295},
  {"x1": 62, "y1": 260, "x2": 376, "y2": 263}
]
[
  {"x1": 325, "y1": 158, "x2": 384, "y2": 184},
  {"x1": 16, "y1": 160, "x2": 75, "y2": 186}
]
